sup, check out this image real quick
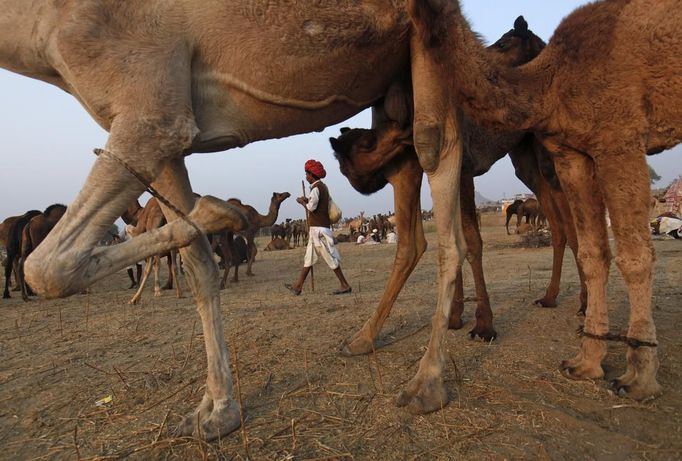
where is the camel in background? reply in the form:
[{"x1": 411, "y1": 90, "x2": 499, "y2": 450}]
[
  {"x1": 226, "y1": 192, "x2": 290, "y2": 278},
  {"x1": 407, "y1": 0, "x2": 681, "y2": 401},
  {"x1": 127, "y1": 198, "x2": 183, "y2": 305},
  {"x1": 3, "y1": 210, "x2": 41, "y2": 299},
  {"x1": 17, "y1": 204, "x2": 68, "y2": 301}
]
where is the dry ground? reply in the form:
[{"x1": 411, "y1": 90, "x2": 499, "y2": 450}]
[{"x1": 1, "y1": 213, "x2": 680, "y2": 460}]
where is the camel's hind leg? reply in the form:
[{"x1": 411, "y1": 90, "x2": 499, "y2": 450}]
[
  {"x1": 595, "y1": 151, "x2": 661, "y2": 400},
  {"x1": 153, "y1": 255, "x2": 162, "y2": 297},
  {"x1": 340, "y1": 154, "x2": 426, "y2": 356},
  {"x1": 453, "y1": 171, "x2": 496, "y2": 340},
  {"x1": 129, "y1": 257, "x2": 154, "y2": 305},
  {"x1": 552, "y1": 149, "x2": 609, "y2": 380},
  {"x1": 152, "y1": 158, "x2": 241, "y2": 440}
]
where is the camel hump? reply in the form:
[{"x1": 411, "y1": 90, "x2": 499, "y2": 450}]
[{"x1": 514, "y1": 16, "x2": 528, "y2": 34}]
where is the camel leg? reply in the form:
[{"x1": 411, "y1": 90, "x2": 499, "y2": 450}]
[
  {"x1": 456, "y1": 172, "x2": 496, "y2": 340},
  {"x1": 449, "y1": 265, "x2": 466, "y2": 332},
  {"x1": 129, "y1": 257, "x2": 154, "y2": 305},
  {"x1": 595, "y1": 153, "x2": 661, "y2": 400},
  {"x1": 172, "y1": 251, "x2": 183, "y2": 299},
  {"x1": 152, "y1": 158, "x2": 241, "y2": 439},
  {"x1": 340, "y1": 155, "x2": 425, "y2": 356},
  {"x1": 163, "y1": 254, "x2": 174, "y2": 290},
  {"x1": 552, "y1": 150, "x2": 609, "y2": 380},
  {"x1": 534, "y1": 179, "x2": 566, "y2": 308},
  {"x1": 245, "y1": 233, "x2": 256, "y2": 276},
  {"x1": 153, "y1": 255, "x2": 162, "y2": 297}
]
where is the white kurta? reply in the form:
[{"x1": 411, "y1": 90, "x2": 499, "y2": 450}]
[{"x1": 303, "y1": 181, "x2": 341, "y2": 269}]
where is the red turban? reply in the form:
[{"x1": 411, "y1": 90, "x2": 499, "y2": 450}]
[{"x1": 305, "y1": 159, "x2": 326, "y2": 179}]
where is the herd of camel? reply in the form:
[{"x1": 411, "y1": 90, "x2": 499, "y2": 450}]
[{"x1": 0, "y1": 0, "x2": 679, "y2": 441}]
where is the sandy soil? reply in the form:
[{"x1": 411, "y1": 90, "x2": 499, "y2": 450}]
[{"x1": 1, "y1": 214, "x2": 680, "y2": 460}]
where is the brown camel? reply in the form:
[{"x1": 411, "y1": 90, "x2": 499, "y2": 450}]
[
  {"x1": 515, "y1": 198, "x2": 542, "y2": 233},
  {"x1": 127, "y1": 197, "x2": 183, "y2": 305},
  {"x1": 407, "y1": 0, "x2": 681, "y2": 401},
  {"x1": 3, "y1": 210, "x2": 41, "y2": 299},
  {"x1": 1, "y1": 214, "x2": 25, "y2": 291},
  {"x1": 332, "y1": 17, "x2": 586, "y2": 358},
  {"x1": 264, "y1": 237, "x2": 291, "y2": 251},
  {"x1": 4, "y1": 1, "x2": 491, "y2": 439},
  {"x1": 18, "y1": 204, "x2": 68, "y2": 301},
  {"x1": 226, "y1": 192, "x2": 290, "y2": 278},
  {"x1": 504, "y1": 199, "x2": 525, "y2": 235}
]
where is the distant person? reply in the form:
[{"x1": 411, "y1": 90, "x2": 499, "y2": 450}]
[
  {"x1": 285, "y1": 159, "x2": 352, "y2": 295},
  {"x1": 370, "y1": 228, "x2": 381, "y2": 243},
  {"x1": 386, "y1": 230, "x2": 398, "y2": 244},
  {"x1": 356, "y1": 232, "x2": 367, "y2": 245}
]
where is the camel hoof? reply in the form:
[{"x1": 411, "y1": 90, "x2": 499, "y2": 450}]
[
  {"x1": 396, "y1": 376, "x2": 449, "y2": 414},
  {"x1": 469, "y1": 326, "x2": 497, "y2": 341},
  {"x1": 448, "y1": 317, "x2": 464, "y2": 330},
  {"x1": 534, "y1": 297, "x2": 558, "y2": 308},
  {"x1": 339, "y1": 335, "x2": 374, "y2": 356},
  {"x1": 560, "y1": 360, "x2": 604, "y2": 380},
  {"x1": 174, "y1": 399, "x2": 241, "y2": 441},
  {"x1": 608, "y1": 377, "x2": 662, "y2": 401}
]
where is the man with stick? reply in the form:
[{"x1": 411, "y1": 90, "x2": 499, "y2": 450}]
[{"x1": 285, "y1": 159, "x2": 352, "y2": 295}]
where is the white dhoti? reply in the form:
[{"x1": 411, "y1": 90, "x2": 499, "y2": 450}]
[{"x1": 304, "y1": 226, "x2": 341, "y2": 269}]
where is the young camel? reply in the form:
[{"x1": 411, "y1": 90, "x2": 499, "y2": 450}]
[
  {"x1": 407, "y1": 0, "x2": 682, "y2": 400},
  {"x1": 332, "y1": 17, "x2": 585, "y2": 361},
  {"x1": 1, "y1": 1, "x2": 483, "y2": 438},
  {"x1": 128, "y1": 197, "x2": 183, "y2": 305}
]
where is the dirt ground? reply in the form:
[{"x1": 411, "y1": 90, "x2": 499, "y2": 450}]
[{"x1": 1, "y1": 213, "x2": 680, "y2": 460}]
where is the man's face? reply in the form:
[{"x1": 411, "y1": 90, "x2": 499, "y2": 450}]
[{"x1": 305, "y1": 171, "x2": 314, "y2": 183}]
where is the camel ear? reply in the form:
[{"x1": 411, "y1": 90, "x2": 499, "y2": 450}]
[
  {"x1": 514, "y1": 16, "x2": 528, "y2": 33},
  {"x1": 340, "y1": 127, "x2": 351, "y2": 134},
  {"x1": 329, "y1": 137, "x2": 341, "y2": 153}
]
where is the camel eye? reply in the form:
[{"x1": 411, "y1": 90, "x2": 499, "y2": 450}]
[
  {"x1": 359, "y1": 133, "x2": 377, "y2": 150},
  {"x1": 497, "y1": 41, "x2": 508, "y2": 49}
]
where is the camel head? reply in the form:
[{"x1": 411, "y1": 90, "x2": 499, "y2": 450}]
[
  {"x1": 487, "y1": 16, "x2": 546, "y2": 67},
  {"x1": 330, "y1": 122, "x2": 412, "y2": 195},
  {"x1": 271, "y1": 192, "x2": 291, "y2": 207}
]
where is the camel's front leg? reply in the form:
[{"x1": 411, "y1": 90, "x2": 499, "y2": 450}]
[
  {"x1": 341, "y1": 154, "x2": 426, "y2": 356},
  {"x1": 152, "y1": 158, "x2": 242, "y2": 440},
  {"x1": 552, "y1": 149, "x2": 609, "y2": 380},
  {"x1": 129, "y1": 257, "x2": 154, "y2": 305},
  {"x1": 396, "y1": 136, "x2": 465, "y2": 413}
]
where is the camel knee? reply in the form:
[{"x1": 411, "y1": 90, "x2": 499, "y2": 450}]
[
  {"x1": 577, "y1": 246, "x2": 611, "y2": 282},
  {"x1": 615, "y1": 247, "x2": 654, "y2": 285},
  {"x1": 24, "y1": 249, "x2": 87, "y2": 298}
]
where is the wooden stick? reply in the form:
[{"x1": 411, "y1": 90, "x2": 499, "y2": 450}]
[{"x1": 302, "y1": 179, "x2": 314, "y2": 292}]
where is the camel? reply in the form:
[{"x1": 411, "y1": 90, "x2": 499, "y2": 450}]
[
  {"x1": 226, "y1": 192, "x2": 290, "y2": 277},
  {"x1": 1, "y1": 214, "x2": 25, "y2": 290},
  {"x1": 3, "y1": 1, "x2": 489, "y2": 439},
  {"x1": 332, "y1": 17, "x2": 588, "y2": 362},
  {"x1": 127, "y1": 197, "x2": 183, "y2": 305},
  {"x1": 3, "y1": 210, "x2": 41, "y2": 299},
  {"x1": 348, "y1": 212, "x2": 366, "y2": 234},
  {"x1": 270, "y1": 223, "x2": 287, "y2": 240},
  {"x1": 209, "y1": 231, "x2": 248, "y2": 288},
  {"x1": 505, "y1": 197, "x2": 543, "y2": 234},
  {"x1": 264, "y1": 237, "x2": 291, "y2": 251},
  {"x1": 504, "y1": 199, "x2": 524, "y2": 235},
  {"x1": 407, "y1": 0, "x2": 682, "y2": 401},
  {"x1": 18, "y1": 204, "x2": 68, "y2": 301}
]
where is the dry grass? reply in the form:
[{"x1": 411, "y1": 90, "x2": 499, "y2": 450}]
[{"x1": 0, "y1": 213, "x2": 680, "y2": 460}]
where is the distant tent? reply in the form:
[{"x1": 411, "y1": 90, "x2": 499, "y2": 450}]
[{"x1": 663, "y1": 178, "x2": 682, "y2": 217}]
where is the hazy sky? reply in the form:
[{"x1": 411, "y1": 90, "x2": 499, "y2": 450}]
[{"x1": 0, "y1": 1, "x2": 679, "y2": 224}]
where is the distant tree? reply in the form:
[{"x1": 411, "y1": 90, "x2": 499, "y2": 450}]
[{"x1": 648, "y1": 164, "x2": 661, "y2": 184}]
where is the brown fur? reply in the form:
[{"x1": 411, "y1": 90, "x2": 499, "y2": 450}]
[
  {"x1": 408, "y1": 0, "x2": 681, "y2": 401},
  {"x1": 226, "y1": 192, "x2": 290, "y2": 277},
  {"x1": 264, "y1": 237, "x2": 291, "y2": 251}
]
